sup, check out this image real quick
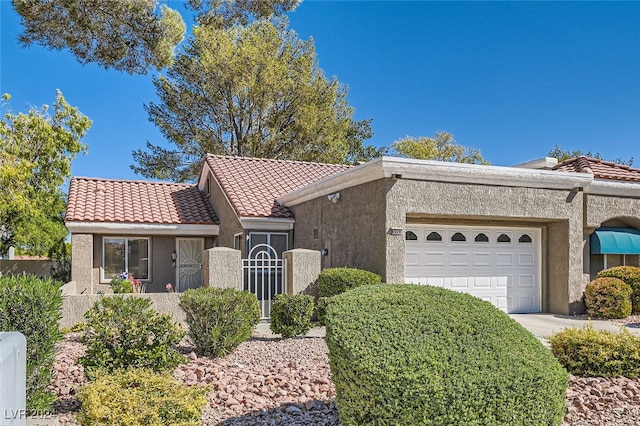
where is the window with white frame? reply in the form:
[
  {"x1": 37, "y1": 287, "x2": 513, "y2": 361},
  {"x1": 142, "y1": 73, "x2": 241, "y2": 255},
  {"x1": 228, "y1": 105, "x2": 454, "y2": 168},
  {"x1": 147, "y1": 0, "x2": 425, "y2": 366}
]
[{"x1": 102, "y1": 237, "x2": 150, "y2": 281}]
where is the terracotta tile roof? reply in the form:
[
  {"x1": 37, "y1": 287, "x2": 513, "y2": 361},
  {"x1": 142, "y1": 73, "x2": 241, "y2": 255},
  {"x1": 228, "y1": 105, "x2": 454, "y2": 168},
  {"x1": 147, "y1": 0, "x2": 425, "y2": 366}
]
[
  {"x1": 205, "y1": 155, "x2": 351, "y2": 218},
  {"x1": 66, "y1": 177, "x2": 219, "y2": 224},
  {"x1": 553, "y1": 156, "x2": 640, "y2": 183}
]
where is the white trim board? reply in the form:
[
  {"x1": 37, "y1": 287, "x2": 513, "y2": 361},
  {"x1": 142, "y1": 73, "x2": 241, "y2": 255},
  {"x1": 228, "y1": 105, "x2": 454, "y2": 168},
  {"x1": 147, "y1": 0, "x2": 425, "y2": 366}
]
[
  {"x1": 278, "y1": 157, "x2": 594, "y2": 207},
  {"x1": 65, "y1": 221, "x2": 219, "y2": 236},
  {"x1": 240, "y1": 217, "x2": 295, "y2": 230}
]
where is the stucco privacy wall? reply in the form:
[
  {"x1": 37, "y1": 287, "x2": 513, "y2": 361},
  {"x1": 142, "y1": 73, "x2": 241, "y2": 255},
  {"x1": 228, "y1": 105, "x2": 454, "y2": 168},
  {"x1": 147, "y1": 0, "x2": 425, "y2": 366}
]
[
  {"x1": 61, "y1": 293, "x2": 184, "y2": 328},
  {"x1": 71, "y1": 233, "x2": 93, "y2": 294},
  {"x1": 283, "y1": 249, "x2": 321, "y2": 296},
  {"x1": 290, "y1": 179, "x2": 388, "y2": 277},
  {"x1": 385, "y1": 178, "x2": 586, "y2": 314},
  {"x1": 0, "y1": 260, "x2": 55, "y2": 278},
  {"x1": 203, "y1": 247, "x2": 242, "y2": 290}
]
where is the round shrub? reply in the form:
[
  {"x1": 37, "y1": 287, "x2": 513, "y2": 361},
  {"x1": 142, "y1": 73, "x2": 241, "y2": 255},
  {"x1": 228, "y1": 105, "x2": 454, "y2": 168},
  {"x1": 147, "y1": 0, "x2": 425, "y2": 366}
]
[
  {"x1": 80, "y1": 296, "x2": 185, "y2": 379},
  {"x1": 78, "y1": 369, "x2": 208, "y2": 426},
  {"x1": 325, "y1": 284, "x2": 568, "y2": 425},
  {"x1": 597, "y1": 266, "x2": 640, "y2": 312},
  {"x1": 0, "y1": 275, "x2": 62, "y2": 411},
  {"x1": 316, "y1": 267, "x2": 382, "y2": 325},
  {"x1": 317, "y1": 267, "x2": 382, "y2": 298},
  {"x1": 550, "y1": 324, "x2": 640, "y2": 378},
  {"x1": 270, "y1": 293, "x2": 314, "y2": 338},
  {"x1": 584, "y1": 277, "x2": 632, "y2": 319},
  {"x1": 179, "y1": 287, "x2": 260, "y2": 357}
]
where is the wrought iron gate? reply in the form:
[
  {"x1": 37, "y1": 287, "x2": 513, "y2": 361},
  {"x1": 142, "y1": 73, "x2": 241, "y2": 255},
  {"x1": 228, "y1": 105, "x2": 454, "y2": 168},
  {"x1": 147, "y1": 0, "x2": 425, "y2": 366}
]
[{"x1": 242, "y1": 244, "x2": 286, "y2": 319}]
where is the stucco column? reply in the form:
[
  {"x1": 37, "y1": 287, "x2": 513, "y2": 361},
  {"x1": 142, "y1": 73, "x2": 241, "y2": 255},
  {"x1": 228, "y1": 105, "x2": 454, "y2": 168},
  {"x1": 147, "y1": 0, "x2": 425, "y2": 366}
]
[
  {"x1": 203, "y1": 247, "x2": 242, "y2": 290},
  {"x1": 71, "y1": 233, "x2": 93, "y2": 294},
  {"x1": 283, "y1": 249, "x2": 321, "y2": 297}
]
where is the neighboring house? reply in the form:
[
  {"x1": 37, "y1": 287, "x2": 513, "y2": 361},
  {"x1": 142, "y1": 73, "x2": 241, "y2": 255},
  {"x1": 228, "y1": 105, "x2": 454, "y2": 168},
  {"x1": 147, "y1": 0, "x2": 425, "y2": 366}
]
[{"x1": 66, "y1": 154, "x2": 640, "y2": 315}]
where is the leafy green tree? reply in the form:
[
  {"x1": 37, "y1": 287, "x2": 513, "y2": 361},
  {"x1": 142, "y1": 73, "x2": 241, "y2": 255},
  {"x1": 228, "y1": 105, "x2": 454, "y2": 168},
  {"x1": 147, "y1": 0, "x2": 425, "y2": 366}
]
[
  {"x1": 12, "y1": 0, "x2": 185, "y2": 74},
  {"x1": 132, "y1": 18, "x2": 376, "y2": 181},
  {"x1": 11, "y1": 0, "x2": 299, "y2": 75},
  {"x1": 548, "y1": 145, "x2": 634, "y2": 166},
  {"x1": 0, "y1": 91, "x2": 92, "y2": 256},
  {"x1": 188, "y1": 0, "x2": 299, "y2": 27},
  {"x1": 391, "y1": 131, "x2": 488, "y2": 164}
]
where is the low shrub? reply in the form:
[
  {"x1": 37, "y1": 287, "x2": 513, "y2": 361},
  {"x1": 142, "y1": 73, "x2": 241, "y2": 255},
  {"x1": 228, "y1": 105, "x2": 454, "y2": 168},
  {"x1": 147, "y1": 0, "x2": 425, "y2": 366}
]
[
  {"x1": 179, "y1": 287, "x2": 260, "y2": 357},
  {"x1": 317, "y1": 267, "x2": 382, "y2": 298},
  {"x1": 60, "y1": 321, "x2": 86, "y2": 334},
  {"x1": 110, "y1": 274, "x2": 133, "y2": 294},
  {"x1": 325, "y1": 284, "x2": 568, "y2": 425},
  {"x1": 315, "y1": 296, "x2": 330, "y2": 326},
  {"x1": 584, "y1": 277, "x2": 632, "y2": 319},
  {"x1": 80, "y1": 296, "x2": 185, "y2": 379},
  {"x1": 597, "y1": 266, "x2": 640, "y2": 312},
  {"x1": 0, "y1": 275, "x2": 62, "y2": 411},
  {"x1": 550, "y1": 324, "x2": 640, "y2": 377},
  {"x1": 316, "y1": 267, "x2": 382, "y2": 326},
  {"x1": 78, "y1": 368, "x2": 208, "y2": 426},
  {"x1": 270, "y1": 294, "x2": 314, "y2": 338}
]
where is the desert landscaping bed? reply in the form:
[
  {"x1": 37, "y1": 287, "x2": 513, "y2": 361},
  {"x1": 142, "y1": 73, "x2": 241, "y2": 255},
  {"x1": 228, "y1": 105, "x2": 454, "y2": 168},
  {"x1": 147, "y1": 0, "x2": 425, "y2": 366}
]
[{"x1": 53, "y1": 330, "x2": 640, "y2": 426}]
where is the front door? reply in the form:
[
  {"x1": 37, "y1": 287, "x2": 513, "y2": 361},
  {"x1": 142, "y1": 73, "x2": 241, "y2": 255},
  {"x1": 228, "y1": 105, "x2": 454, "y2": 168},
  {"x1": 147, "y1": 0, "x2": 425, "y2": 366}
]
[{"x1": 176, "y1": 238, "x2": 204, "y2": 292}]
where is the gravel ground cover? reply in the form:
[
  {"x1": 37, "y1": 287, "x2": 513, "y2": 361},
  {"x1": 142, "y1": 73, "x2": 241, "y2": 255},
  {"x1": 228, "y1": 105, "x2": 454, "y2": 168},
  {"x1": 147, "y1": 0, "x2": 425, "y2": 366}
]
[{"x1": 52, "y1": 326, "x2": 640, "y2": 426}]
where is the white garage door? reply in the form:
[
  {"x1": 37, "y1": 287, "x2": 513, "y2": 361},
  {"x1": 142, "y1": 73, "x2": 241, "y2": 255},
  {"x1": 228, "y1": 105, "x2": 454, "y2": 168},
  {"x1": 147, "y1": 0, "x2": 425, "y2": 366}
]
[{"x1": 405, "y1": 225, "x2": 541, "y2": 313}]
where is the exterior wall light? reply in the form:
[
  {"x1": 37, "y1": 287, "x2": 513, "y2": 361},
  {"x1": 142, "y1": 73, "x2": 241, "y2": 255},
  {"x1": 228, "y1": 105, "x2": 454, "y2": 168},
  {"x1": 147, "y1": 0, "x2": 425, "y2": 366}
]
[
  {"x1": 327, "y1": 192, "x2": 340, "y2": 203},
  {"x1": 171, "y1": 250, "x2": 177, "y2": 268}
]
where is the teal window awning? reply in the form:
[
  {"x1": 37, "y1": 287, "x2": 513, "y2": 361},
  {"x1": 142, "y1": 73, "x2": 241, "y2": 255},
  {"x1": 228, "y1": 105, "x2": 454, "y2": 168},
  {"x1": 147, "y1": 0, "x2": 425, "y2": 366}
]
[{"x1": 590, "y1": 227, "x2": 640, "y2": 255}]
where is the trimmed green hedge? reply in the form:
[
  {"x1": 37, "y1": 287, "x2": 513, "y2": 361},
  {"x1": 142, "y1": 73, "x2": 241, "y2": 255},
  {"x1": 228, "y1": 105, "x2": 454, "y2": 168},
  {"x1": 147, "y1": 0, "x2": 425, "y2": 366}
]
[
  {"x1": 0, "y1": 276, "x2": 62, "y2": 411},
  {"x1": 317, "y1": 267, "x2": 382, "y2": 298},
  {"x1": 550, "y1": 324, "x2": 640, "y2": 377},
  {"x1": 325, "y1": 284, "x2": 568, "y2": 425},
  {"x1": 597, "y1": 266, "x2": 640, "y2": 312},
  {"x1": 584, "y1": 277, "x2": 632, "y2": 319},
  {"x1": 270, "y1": 293, "x2": 314, "y2": 338},
  {"x1": 316, "y1": 267, "x2": 382, "y2": 325},
  {"x1": 179, "y1": 287, "x2": 260, "y2": 357}
]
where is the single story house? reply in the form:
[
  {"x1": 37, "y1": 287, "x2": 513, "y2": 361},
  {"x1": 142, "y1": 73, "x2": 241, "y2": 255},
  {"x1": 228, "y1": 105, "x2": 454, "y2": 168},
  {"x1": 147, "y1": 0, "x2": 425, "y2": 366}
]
[{"x1": 66, "y1": 154, "x2": 640, "y2": 314}]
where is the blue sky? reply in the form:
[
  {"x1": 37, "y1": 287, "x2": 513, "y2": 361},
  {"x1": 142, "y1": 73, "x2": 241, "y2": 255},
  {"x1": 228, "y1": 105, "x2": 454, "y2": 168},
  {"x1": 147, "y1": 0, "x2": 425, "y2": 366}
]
[{"x1": 1, "y1": 1, "x2": 639, "y2": 182}]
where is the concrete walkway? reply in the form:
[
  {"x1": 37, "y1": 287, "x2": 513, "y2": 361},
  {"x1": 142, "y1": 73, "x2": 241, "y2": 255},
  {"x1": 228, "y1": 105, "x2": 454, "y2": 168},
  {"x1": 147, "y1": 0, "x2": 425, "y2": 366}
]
[
  {"x1": 256, "y1": 314, "x2": 640, "y2": 340},
  {"x1": 509, "y1": 313, "x2": 640, "y2": 340}
]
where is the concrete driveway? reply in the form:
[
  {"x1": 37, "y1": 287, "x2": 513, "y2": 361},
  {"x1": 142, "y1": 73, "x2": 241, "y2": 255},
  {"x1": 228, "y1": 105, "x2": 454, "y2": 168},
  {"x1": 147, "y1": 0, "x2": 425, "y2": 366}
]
[{"x1": 509, "y1": 313, "x2": 640, "y2": 341}]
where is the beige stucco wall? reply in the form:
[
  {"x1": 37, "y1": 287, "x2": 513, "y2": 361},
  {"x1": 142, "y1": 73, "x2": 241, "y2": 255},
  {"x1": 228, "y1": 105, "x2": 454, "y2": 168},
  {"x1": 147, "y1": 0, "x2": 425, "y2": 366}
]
[
  {"x1": 293, "y1": 177, "x2": 585, "y2": 315},
  {"x1": 585, "y1": 194, "x2": 640, "y2": 230},
  {"x1": 61, "y1": 293, "x2": 185, "y2": 328},
  {"x1": 283, "y1": 249, "x2": 321, "y2": 297},
  {"x1": 207, "y1": 173, "x2": 243, "y2": 249},
  {"x1": 0, "y1": 260, "x2": 55, "y2": 279},
  {"x1": 386, "y1": 178, "x2": 585, "y2": 315},
  {"x1": 290, "y1": 179, "x2": 388, "y2": 278},
  {"x1": 203, "y1": 247, "x2": 242, "y2": 290},
  {"x1": 71, "y1": 234, "x2": 93, "y2": 294}
]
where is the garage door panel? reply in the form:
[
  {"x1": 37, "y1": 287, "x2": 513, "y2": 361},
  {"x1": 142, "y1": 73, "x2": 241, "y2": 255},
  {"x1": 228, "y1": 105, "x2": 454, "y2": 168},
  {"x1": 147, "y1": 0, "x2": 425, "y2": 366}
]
[
  {"x1": 517, "y1": 274, "x2": 535, "y2": 288},
  {"x1": 405, "y1": 224, "x2": 541, "y2": 313},
  {"x1": 425, "y1": 252, "x2": 445, "y2": 266},
  {"x1": 450, "y1": 276, "x2": 469, "y2": 288},
  {"x1": 496, "y1": 253, "x2": 513, "y2": 266},
  {"x1": 518, "y1": 253, "x2": 535, "y2": 266},
  {"x1": 472, "y1": 252, "x2": 491, "y2": 266},
  {"x1": 450, "y1": 252, "x2": 468, "y2": 266}
]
